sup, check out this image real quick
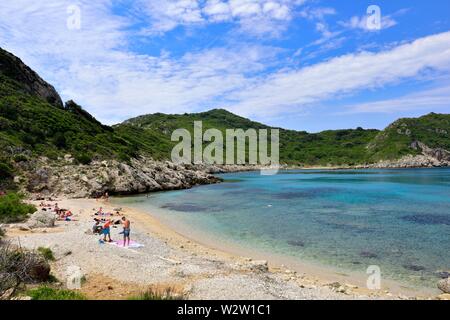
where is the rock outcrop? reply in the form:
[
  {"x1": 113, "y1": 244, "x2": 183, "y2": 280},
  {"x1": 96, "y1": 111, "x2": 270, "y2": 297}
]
[
  {"x1": 27, "y1": 210, "x2": 56, "y2": 229},
  {"x1": 20, "y1": 156, "x2": 226, "y2": 198},
  {"x1": 438, "y1": 278, "x2": 450, "y2": 294},
  {"x1": 359, "y1": 142, "x2": 450, "y2": 169},
  {"x1": 410, "y1": 141, "x2": 450, "y2": 162},
  {"x1": 0, "y1": 47, "x2": 63, "y2": 108}
]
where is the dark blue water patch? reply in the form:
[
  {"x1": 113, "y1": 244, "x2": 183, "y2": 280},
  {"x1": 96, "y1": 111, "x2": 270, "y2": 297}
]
[
  {"x1": 359, "y1": 251, "x2": 379, "y2": 259},
  {"x1": 317, "y1": 219, "x2": 378, "y2": 234},
  {"x1": 222, "y1": 188, "x2": 269, "y2": 197},
  {"x1": 401, "y1": 214, "x2": 450, "y2": 226},
  {"x1": 435, "y1": 271, "x2": 450, "y2": 279},
  {"x1": 160, "y1": 203, "x2": 211, "y2": 212},
  {"x1": 402, "y1": 264, "x2": 427, "y2": 272},
  {"x1": 273, "y1": 188, "x2": 339, "y2": 200},
  {"x1": 287, "y1": 240, "x2": 306, "y2": 247},
  {"x1": 213, "y1": 181, "x2": 245, "y2": 189}
]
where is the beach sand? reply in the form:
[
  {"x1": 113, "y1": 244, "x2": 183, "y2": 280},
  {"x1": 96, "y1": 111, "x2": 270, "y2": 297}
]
[{"x1": 4, "y1": 198, "x2": 436, "y2": 300}]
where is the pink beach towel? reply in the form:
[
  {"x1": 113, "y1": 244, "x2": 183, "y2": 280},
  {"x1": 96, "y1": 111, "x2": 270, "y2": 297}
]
[{"x1": 110, "y1": 240, "x2": 144, "y2": 248}]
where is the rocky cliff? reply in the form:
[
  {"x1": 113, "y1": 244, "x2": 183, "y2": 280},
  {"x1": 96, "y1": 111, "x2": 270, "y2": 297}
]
[
  {"x1": 0, "y1": 48, "x2": 63, "y2": 108},
  {"x1": 18, "y1": 156, "x2": 225, "y2": 199},
  {"x1": 360, "y1": 141, "x2": 450, "y2": 169}
]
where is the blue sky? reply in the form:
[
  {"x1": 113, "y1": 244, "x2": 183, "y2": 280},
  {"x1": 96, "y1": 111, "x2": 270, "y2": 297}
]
[{"x1": 1, "y1": 0, "x2": 450, "y2": 132}]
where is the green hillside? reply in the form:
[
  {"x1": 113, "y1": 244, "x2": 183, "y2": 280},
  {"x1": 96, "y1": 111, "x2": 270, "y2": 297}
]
[
  {"x1": 119, "y1": 110, "x2": 383, "y2": 166},
  {"x1": 367, "y1": 113, "x2": 450, "y2": 160},
  {"x1": 1, "y1": 46, "x2": 449, "y2": 177}
]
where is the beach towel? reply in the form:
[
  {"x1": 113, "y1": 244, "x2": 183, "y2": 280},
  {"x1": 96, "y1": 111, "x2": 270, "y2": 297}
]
[{"x1": 109, "y1": 240, "x2": 144, "y2": 248}]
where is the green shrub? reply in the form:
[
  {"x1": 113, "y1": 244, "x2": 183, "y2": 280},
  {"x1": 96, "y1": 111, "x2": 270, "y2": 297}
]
[
  {"x1": 13, "y1": 154, "x2": 28, "y2": 163},
  {"x1": 44, "y1": 150, "x2": 59, "y2": 161},
  {"x1": 27, "y1": 286, "x2": 86, "y2": 300},
  {"x1": 0, "y1": 193, "x2": 36, "y2": 223},
  {"x1": 75, "y1": 153, "x2": 92, "y2": 165},
  {"x1": 37, "y1": 247, "x2": 55, "y2": 261},
  {"x1": 0, "y1": 162, "x2": 13, "y2": 179},
  {"x1": 128, "y1": 287, "x2": 184, "y2": 300}
]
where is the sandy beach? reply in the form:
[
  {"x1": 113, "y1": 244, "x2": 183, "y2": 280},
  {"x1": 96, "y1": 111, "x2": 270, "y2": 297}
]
[{"x1": 3, "y1": 198, "x2": 438, "y2": 300}]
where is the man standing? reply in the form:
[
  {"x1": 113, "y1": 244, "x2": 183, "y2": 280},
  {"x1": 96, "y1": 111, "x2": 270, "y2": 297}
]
[
  {"x1": 102, "y1": 219, "x2": 112, "y2": 242},
  {"x1": 121, "y1": 216, "x2": 131, "y2": 247}
]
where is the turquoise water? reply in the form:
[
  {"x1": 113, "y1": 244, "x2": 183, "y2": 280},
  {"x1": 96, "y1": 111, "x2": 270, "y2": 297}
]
[{"x1": 114, "y1": 168, "x2": 450, "y2": 290}]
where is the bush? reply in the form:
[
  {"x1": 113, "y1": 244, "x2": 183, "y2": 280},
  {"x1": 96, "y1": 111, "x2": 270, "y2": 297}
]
[
  {"x1": 75, "y1": 153, "x2": 92, "y2": 165},
  {"x1": 0, "y1": 244, "x2": 51, "y2": 298},
  {"x1": 13, "y1": 154, "x2": 28, "y2": 163},
  {"x1": 27, "y1": 286, "x2": 86, "y2": 300},
  {"x1": 0, "y1": 193, "x2": 36, "y2": 223},
  {"x1": 128, "y1": 287, "x2": 184, "y2": 300},
  {"x1": 37, "y1": 247, "x2": 55, "y2": 261},
  {"x1": 0, "y1": 162, "x2": 13, "y2": 179}
]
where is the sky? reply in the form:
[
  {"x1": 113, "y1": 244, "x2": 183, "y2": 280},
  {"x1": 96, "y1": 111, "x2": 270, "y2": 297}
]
[{"x1": 0, "y1": 0, "x2": 450, "y2": 132}]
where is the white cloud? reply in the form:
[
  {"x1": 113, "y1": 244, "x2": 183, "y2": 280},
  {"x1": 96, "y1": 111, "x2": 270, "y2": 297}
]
[
  {"x1": 341, "y1": 85, "x2": 450, "y2": 114},
  {"x1": 139, "y1": 0, "x2": 306, "y2": 36},
  {"x1": 225, "y1": 31, "x2": 450, "y2": 118}
]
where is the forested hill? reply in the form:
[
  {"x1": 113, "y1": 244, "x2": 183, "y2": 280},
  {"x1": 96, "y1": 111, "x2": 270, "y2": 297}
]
[{"x1": 1, "y1": 46, "x2": 449, "y2": 176}]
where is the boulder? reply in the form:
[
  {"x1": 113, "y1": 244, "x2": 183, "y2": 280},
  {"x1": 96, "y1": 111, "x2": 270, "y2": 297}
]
[
  {"x1": 27, "y1": 210, "x2": 56, "y2": 229},
  {"x1": 437, "y1": 277, "x2": 450, "y2": 294}
]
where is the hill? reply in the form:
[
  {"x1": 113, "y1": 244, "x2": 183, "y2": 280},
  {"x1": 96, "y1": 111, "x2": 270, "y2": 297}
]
[
  {"x1": 118, "y1": 110, "x2": 450, "y2": 166},
  {"x1": 0, "y1": 47, "x2": 449, "y2": 195}
]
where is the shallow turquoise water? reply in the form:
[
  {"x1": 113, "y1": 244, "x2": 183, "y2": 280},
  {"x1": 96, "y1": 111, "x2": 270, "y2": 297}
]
[{"x1": 114, "y1": 168, "x2": 450, "y2": 290}]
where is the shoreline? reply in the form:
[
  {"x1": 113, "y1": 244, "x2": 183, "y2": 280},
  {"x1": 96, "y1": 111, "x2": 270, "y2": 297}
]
[
  {"x1": 110, "y1": 199, "x2": 439, "y2": 299},
  {"x1": 4, "y1": 196, "x2": 443, "y2": 300}
]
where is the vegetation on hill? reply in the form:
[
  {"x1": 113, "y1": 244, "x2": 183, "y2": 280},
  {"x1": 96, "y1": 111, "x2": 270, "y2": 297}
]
[
  {"x1": 367, "y1": 113, "x2": 450, "y2": 160},
  {"x1": 1, "y1": 46, "x2": 449, "y2": 172},
  {"x1": 119, "y1": 109, "x2": 379, "y2": 166},
  {"x1": 0, "y1": 192, "x2": 36, "y2": 223},
  {"x1": 0, "y1": 73, "x2": 149, "y2": 164}
]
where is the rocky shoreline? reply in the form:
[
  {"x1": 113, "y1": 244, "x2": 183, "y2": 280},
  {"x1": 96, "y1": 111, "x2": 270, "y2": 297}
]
[
  {"x1": 11, "y1": 140, "x2": 449, "y2": 199},
  {"x1": 4, "y1": 198, "x2": 440, "y2": 300},
  {"x1": 16, "y1": 155, "x2": 267, "y2": 199}
]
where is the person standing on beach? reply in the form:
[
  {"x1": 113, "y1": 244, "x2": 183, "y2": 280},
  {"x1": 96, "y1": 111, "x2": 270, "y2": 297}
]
[
  {"x1": 102, "y1": 219, "x2": 112, "y2": 242},
  {"x1": 121, "y1": 216, "x2": 131, "y2": 247}
]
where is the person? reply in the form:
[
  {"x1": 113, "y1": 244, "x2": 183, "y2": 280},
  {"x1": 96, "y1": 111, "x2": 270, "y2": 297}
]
[
  {"x1": 102, "y1": 219, "x2": 113, "y2": 242},
  {"x1": 121, "y1": 216, "x2": 131, "y2": 247},
  {"x1": 93, "y1": 220, "x2": 102, "y2": 235}
]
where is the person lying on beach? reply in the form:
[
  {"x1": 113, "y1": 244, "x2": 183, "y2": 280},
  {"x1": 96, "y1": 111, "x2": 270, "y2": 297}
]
[
  {"x1": 121, "y1": 216, "x2": 131, "y2": 247},
  {"x1": 102, "y1": 219, "x2": 113, "y2": 242}
]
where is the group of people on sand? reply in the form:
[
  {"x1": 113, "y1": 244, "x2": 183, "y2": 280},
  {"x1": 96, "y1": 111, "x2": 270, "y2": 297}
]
[
  {"x1": 39, "y1": 201, "x2": 74, "y2": 221},
  {"x1": 92, "y1": 207, "x2": 131, "y2": 247}
]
